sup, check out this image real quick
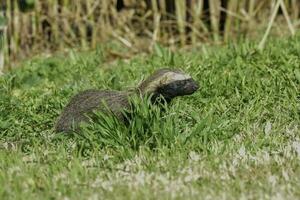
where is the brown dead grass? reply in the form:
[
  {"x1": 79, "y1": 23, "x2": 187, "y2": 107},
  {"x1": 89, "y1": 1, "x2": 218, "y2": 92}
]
[{"x1": 0, "y1": 0, "x2": 299, "y2": 71}]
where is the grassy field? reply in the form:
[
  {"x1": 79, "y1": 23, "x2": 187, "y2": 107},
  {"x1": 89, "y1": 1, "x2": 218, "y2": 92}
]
[{"x1": 0, "y1": 36, "x2": 299, "y2": 199}]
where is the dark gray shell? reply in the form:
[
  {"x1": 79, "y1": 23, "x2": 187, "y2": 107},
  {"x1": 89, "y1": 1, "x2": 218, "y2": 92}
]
[{"x1": 55, "y1": 89, "x2": 130, "y2": 132}]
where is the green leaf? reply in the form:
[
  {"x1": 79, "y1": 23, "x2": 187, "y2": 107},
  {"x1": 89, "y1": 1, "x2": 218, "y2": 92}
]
[
  {"x1": 0, "y1": 16, "x2": 7, "y2": 27},
  {"x1": 154, "y1": 43, "x2": 163, "y2": 57},
  {"x1": 294, "y1": 69, "x2": 300, "y2": 83}
]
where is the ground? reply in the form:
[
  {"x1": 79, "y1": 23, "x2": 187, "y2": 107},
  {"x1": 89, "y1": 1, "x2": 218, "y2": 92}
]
[{"x1": 0, "y1": 37, "x2": 299, "y2": 200}]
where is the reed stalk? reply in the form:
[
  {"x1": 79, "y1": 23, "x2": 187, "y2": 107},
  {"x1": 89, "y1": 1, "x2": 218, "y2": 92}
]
[
  {"x1": 175, "y1": 0, "x2": 186, "y2": 46},
  {"x1": 0, "y1": 13, "x2": 6, "y2": 74},
  {"x1": 258, "y1": 0, "x2": 281, "y2": 50},
  {"x1": 1, "y1": 0, "x2": 299, "y2": 66},
  {"x1": 279, "y1": 0, "x2": 295, "y2": 35},
  {"x1": 209, "y1": 0, "x2": 221, "y2": 42},
  {"x1": 223, "y1": 0, "x2": 238, "y2": 42},
  {"x1": 191, "y1": 0, "x2": 203, "y2": 44},
  {"x1": 291, "y1": 0, "x2": 299, "y2": 21},
  {"x1": 151, "y1": 0, "x2": 160, "y2": 49}
]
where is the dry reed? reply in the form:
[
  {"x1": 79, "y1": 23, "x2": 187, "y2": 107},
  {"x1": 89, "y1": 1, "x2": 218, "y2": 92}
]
[{"x1": 1, "y1": 0, "x2": 299, "y2": 72}]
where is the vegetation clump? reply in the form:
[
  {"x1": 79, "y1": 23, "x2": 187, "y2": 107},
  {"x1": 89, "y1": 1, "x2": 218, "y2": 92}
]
[{"x1": 0, "y1": 37, "x2": 299, "y2": 199}]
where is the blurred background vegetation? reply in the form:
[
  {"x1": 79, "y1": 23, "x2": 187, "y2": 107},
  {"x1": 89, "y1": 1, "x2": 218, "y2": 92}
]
[{"x1": 0, "y1": 0, "x2": 299, "y2": 72}]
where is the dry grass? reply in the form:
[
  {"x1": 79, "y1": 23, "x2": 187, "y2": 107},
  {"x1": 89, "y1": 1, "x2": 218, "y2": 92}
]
[{"x1": 0, "y1": 0, "x2": 299, "y2": 71}]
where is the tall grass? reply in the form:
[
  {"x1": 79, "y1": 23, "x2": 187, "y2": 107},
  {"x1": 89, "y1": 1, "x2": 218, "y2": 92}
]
[{"x1": 1, "y1": 0, "x2": 299, "y2": 72}]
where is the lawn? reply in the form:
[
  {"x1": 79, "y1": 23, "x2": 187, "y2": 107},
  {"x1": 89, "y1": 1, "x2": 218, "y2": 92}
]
[{"x1": 0, "y1": 37, "x2": 299, "y2": 200}]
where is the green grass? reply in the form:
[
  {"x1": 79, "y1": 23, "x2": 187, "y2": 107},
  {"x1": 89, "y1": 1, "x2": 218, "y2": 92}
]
[{"x1": 0, "y1": 37, "x2": 299, "y2": 200}]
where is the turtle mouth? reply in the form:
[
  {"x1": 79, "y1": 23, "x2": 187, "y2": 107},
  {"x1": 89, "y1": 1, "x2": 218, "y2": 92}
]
[
  {"x1": 183, "y1": 79, "x2": 199, "y2": 94},
  {"x1": 156, "y1": 78, "x2": 199, "y2": 99}
]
